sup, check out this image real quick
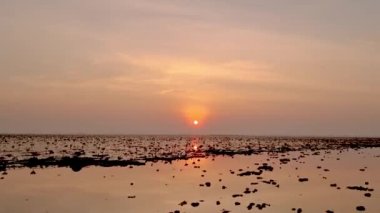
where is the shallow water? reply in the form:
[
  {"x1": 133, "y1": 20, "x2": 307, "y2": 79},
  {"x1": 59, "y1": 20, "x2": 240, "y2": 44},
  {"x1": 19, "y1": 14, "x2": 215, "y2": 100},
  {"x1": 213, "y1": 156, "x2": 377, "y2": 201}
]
[{"x1": 1, "y1": 147, "x2": 379, "y2": 213}]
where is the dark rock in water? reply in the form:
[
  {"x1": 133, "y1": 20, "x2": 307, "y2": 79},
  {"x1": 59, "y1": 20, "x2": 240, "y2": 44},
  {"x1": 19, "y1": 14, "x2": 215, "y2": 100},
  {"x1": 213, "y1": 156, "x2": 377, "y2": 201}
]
[
  {"x1": 191, "y1": 202, "x2": 199, "y2": 207},
  {"x1": 237, "y1": 170, "x2": 262, "y2": 176},
  {"x1": 256, "y1": 203, "x2": 270, "y2": 210},
  {"x1": 232, "y1": 194, "x2": 243, "y2": 198},
  {"x1": 297, "y1": 208, "x2": 302, "y2": 213},
  {"x1": 298, "y1": 178, "x2": 308, "y2": 182},
  {"x1": 222, "y1": 185, "x2": 227, "y2": 189},
  {"x1": 30, "y1": 170, "x2": 36, "y2": 175},
  {"x1": 173, "y1": 210, "x2": 180, "y2": 213},
  {"x1": 205, "y1": 182, "x2": 211, "y2": 187},
  {"x1": 347, "y1": 186, "x2": 373, "y2": 191},
  {"x1": 364, "y1": 193, "x2": 371, "y2": 197},
  {"x1": 247, "y1": 202, "x2": 255, "y2": 210},
  {"x1": 257, "y1": 164, "x2": 273, "y2": 171},
  {"x1": 127, "y1": 195, "x2": 136, "y2": 199},
  {"x1": 216, "y1": 201, "x2": 220, "y2": 205},
  {"x1": 19, "y1": 156, "x2": 145, "y2": 172},
  {"x1": 0, "y1": 164, "x2": 6, "y2": 172},
  {"x1": 330, "y1": 183, "x2": 337, "y2": 187},
  {"x1": 279, "y1": 158, "x2": 290, "y2": 164},
  {"x1": 221, "y1": 210, "x2": 230, "y2": 213},
  {"x1": 235, "y1": 201, "x2": 241, "y2": 206},
  {"x1": 178, "y1": 201, "x2": 187, "y2": 206},
  {"x1": 326, "y1": 210, "x2": 334, "y2": 213},
  {"x1": 244, "y1": 188, "x2": 251, "y2": 194},
  {"x1": 356, "y1": 206, "x2": 365, "y2": 211}
]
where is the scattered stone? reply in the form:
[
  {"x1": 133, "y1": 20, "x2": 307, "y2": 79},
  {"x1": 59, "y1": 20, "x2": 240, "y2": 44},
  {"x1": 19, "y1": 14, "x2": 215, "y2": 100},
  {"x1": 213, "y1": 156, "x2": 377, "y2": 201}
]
[
  {"x1": 356, "y1": 206, "x2": 365, "y2": 211},
  {"x1": 298, "y1": 178, "x2": 308, "y2": 182},
  {"x1": 191, "y1": 202, "x2": 199, "y2": 207},
  {"x1": 247, "y1": 202, "x2": 255, "y2": 210},
  {"x1": 364, "y1": 193, "x2": 371, "y2": 197},
  {"x1": 178, "y1": 201, "x2": 187, "y2": 206},
  {"x1": 347, "y1": 186, "x2": 373, "y2": 191}
]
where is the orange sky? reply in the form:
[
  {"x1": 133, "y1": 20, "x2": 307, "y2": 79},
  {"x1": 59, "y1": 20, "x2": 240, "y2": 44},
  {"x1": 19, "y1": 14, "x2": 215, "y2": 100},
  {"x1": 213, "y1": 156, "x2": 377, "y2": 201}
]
[{"x1": 0, "y1": 1, "x2": 379, "y2": 136}]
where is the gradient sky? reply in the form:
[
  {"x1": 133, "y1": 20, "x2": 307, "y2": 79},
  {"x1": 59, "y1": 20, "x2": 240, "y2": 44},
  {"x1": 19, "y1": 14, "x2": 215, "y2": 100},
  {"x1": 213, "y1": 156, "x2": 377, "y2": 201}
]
[{"x1": 1, "y1": 0, "x2": 379, "y2": 136}]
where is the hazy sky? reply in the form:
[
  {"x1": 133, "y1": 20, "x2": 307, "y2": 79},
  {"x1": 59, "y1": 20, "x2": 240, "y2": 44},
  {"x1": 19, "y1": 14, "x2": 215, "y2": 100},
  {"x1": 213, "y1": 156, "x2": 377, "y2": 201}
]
[{"x1": 1, "y1": 0, "x2": 379, "y2": 136}]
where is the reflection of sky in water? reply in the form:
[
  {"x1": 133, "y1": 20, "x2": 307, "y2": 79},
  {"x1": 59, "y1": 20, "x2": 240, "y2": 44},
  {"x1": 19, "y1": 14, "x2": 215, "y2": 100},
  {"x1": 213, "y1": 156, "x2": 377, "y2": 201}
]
[{"x1": 0, "y1": 148, "x2": 379, "y2": 213}]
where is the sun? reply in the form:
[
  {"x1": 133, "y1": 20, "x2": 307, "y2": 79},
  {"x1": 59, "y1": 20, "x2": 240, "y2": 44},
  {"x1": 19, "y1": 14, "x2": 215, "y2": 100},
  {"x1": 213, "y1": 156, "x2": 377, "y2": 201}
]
[{"x1": 193, "y1": 120, "x2": 199, "y2": 125}]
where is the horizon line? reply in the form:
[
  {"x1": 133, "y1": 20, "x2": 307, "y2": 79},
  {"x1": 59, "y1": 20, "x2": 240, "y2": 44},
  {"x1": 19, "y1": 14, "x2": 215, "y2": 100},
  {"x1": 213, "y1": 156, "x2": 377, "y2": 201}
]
[{"x1": 1, "y1": 132, "x2": 379, "y2": 139}]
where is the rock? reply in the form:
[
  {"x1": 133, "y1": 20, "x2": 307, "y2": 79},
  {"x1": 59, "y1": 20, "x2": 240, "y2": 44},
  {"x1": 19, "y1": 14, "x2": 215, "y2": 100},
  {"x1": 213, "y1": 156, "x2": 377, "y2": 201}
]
[
  {"x1": 178, "y1": 201, "x2": 187, "y2": 206},
  {"x1": 256, "y1": 203, "x2": 270, "y2": 210},
  {"x1": 356, "y1": 206, "x2": 365, "y2": 211},
  {"x1": 237, "y1": 170, "x2": 262, "y2": 176},
  {"x1": 257, "y1": 164, "x2": 273, "y2": 171},
  {"x1": 347, "y1": 186, "x2": 373, "y2": 191},
  {"x1": 191, "y1": 202, "x2": 199, "y2": 207},
  {"x1": 247, "y1": 202, "x2": 255, "y2": 210},
  {"x1": 298, "y1": 178, "x2": 308, "y2": 182},
  {"x1": 364, "y1": 193, "x2": 371, "y2": 197},
  {"x1": 244, "y1": 188, "x2": 251, "y2": 194}
]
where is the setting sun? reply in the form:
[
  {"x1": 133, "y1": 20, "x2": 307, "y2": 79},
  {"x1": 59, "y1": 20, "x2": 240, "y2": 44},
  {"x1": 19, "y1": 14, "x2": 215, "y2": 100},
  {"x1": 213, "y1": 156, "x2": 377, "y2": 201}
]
[{"x1": 193, "y1": 120, "x2": 199, "y2": 126}]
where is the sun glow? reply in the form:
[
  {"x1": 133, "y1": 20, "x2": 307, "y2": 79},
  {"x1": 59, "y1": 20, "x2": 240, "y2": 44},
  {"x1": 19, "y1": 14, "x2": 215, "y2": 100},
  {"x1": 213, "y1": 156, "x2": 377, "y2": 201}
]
[{"x1": 183, "y1": 105, "x2": 208, "y2": 128}]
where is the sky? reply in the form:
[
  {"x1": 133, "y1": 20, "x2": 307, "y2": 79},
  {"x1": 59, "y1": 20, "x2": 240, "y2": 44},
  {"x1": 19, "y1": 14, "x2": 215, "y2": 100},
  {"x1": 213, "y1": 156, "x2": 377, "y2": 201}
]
[{"x1": 0, "y1": 0, "x2": 379, "y2": 136}]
